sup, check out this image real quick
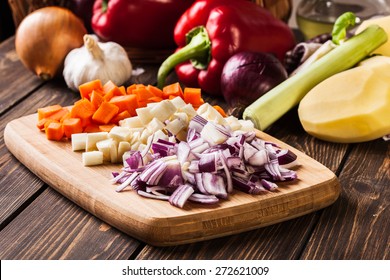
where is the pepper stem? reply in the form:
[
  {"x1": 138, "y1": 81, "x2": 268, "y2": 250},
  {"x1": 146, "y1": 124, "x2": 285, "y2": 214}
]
[
  {"x1": 157, "y1": 26, "x2": 211, "y2": 89},
  {"x1": 102, "y1": 0, "x2": 109, "y2": 13}
]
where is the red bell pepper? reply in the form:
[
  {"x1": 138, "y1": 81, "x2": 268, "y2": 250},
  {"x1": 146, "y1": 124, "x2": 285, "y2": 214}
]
[
  {"x1": 91, "y1": 0, "x2": 195, "y2": 49},
  {"x1": 157, "y1": 0, "x2": 296, "y2": 96}
]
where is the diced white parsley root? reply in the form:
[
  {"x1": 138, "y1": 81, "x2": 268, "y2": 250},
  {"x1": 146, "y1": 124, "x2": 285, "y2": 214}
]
[
  {"x1": 82, "y1": 151, "x2": 104, "y2": 166},
  {"x1": 71, "y1": 133, "x2": 87, "y2": 151},
  {"x1": 86, "y1": 132, "x2": 108, "y2": 151}
]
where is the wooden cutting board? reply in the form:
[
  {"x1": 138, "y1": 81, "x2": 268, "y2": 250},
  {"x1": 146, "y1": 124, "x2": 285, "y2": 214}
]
[{"x1": 4, "y1": 113, "x2": 341, "y2": 246}]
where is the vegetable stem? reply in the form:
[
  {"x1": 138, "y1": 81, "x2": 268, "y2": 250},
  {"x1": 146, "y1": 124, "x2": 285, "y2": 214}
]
[
  {"x1": 243, "y1": 25, "x2": 388, "y2": 131},
  {"x1": 84, "y1": 35, "x2": 104, "y2": 60},
  {"x1": 102, "y1": 0, "x2": 109, "y2": 13},
  {"x1": 157, "y1": 26, "x2": 211, "y2": 89},
  {"x1": 332, "y1": 12, "x2": 357, "y2": 44}
]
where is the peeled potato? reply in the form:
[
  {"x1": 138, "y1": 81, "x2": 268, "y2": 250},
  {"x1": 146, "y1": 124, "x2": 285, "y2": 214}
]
[
  {"x1": 298, "y1": 56, "x2": 390, "y2": 143},
  {"x1": 355, "y1": 16, "x2": 390, "y2": 57}
]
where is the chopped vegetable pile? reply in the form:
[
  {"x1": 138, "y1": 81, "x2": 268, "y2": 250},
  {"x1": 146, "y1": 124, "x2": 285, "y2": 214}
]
[
  {"x1": 36, "y1": 79, "x2": 299, "y2": 209},
  {"x1": 36, "y1": 79, "x2": 219, "y2": 141}
]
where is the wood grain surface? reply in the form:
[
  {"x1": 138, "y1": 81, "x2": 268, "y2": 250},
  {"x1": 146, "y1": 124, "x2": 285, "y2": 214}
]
[{"x1": 4, "y1": 112, "x2": 340, "y2": 246}]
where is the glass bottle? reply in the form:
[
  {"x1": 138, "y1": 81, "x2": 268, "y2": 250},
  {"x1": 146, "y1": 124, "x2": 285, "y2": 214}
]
[{"x1": 296, "y1": 0, "x2": 390, "y2": 40}]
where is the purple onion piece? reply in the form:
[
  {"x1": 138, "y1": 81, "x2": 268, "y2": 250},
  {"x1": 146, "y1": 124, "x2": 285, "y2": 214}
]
[
  {"x1": 137, "y1": 190, "x2": 170, "y2": 201},
  {"x1": 201, "y1": 172, "x2": 228, "y2": 199},
  {"x1": 188, "y1": 115, "x2": 208, "y2": 133},
  {"x1": 232, "y1": 176, "x2": 266, "y2": 195},
  {"x1": 125, "y1": 151, "x2": 143, "y2": 169},
  {"x1": 218, "y1": 150, "x2": 233, "y2": 193},
  {"x1": 198, "y1": 152, "x2": 217, "y2": 173},
  {"x1": 159, "y1": 160, "x2": 183, "y2": 187},
  {"x1": 177, "y1": 141, "x2": 191, "y2": 165},
  {"x1": 195, "y1": 173, "x2": 208, "y2": 194},
  {"x1": 188, "y1": 193, "x2": 219, "y2": 204},
  {"x1": 276, "y1": 149, "x2": 298, "y2": 168},
  {"x1": 168, "y1": 184, "x2": 195, "y2": 208},
  {"x1": 115, "y1": 172, "x2": 140, "y2": 192},
  {"x1": 260, "y1": 179, "x2": 278, "y2": 191}
]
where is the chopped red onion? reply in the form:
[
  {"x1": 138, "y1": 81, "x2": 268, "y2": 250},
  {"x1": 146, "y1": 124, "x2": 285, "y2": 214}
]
[
  {"x1": 177, "y1": 141, "x2": 191, "y2": 165},
  {"x1": 198, "y1": 152, "x2": 217, "y2": 173},
  {"x1": 218, "y1": 150, "x2": 233, "y2": 193},
  {"x1": 200, "y1": 172, "x2": 228, "y2": 199},
  {"x1": 168, "y1": 184, "x2": 195, "y2": 208},
  {"x1": 188, "y1": 193, "x2": 219, "y2": 204},
  {"x1": 113, "y1": 113, "x2": 299, "y2": 209},
  {"x1": 137, "y1": 190, "x2": 170, "y2": 201},
  {"x1": 260, "y1": 179, "x2": 278, "y2": 191},
  {"x1": 115, "y1": 172, "x2": 140, "y2": 192}
]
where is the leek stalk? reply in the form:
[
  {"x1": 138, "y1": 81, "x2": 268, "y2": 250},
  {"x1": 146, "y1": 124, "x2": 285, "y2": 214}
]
[{"x1": 243, "y1": 24, "x2": 387, "y2": 131}]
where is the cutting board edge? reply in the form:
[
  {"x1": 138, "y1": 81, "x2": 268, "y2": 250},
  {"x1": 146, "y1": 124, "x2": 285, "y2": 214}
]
[{"x1": 118, "y1": 174, "x2": 341, "y2": 246}]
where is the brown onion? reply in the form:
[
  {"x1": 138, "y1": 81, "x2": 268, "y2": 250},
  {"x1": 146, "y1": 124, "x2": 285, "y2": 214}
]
[{"x1": 15, "y1": 7, "x2": 87, "y2": 80}]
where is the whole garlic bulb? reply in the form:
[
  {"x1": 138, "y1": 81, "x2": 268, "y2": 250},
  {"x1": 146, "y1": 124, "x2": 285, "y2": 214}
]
[{"x1": 63, "y1": 34, "x2": 132, "y2": 91}]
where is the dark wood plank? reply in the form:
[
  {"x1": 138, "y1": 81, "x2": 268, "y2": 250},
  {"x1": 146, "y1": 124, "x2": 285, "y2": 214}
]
[
  {"x1": 136, "y1": 108, "x2": 349, "y2": 260},
  {"x1": 0, "y1": 79, "x2": 77, "y2": 227},
  {"x1": 300, "y1": 139, "x2": 390, "y2": 260},
  {"x1": 0, "y1": 187, "x2": 140, "y2": 259},
  {"x1": 136, "y1": 214, "x2": 320, "y2": 260},
  {"x1": 0, "y1": 36, "x2": 44, "y2": 115}
]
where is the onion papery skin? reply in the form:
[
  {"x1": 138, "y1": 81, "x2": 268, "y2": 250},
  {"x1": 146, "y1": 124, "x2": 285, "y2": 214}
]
[
  {"x1": 15, "y1": 7, "x2": 87, "y2": 80},
  {"x1": 221, "y1": 51, "x2": 288, "y2": 117}
]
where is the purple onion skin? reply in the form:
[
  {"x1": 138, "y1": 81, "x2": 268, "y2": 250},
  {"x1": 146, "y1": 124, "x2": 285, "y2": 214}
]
[
  {"x1": 69, "y1": 0, "x2": 95, "y2": 32},
  {"x1": 221, "y1": 51, "x2": 288, "y2": 117}
]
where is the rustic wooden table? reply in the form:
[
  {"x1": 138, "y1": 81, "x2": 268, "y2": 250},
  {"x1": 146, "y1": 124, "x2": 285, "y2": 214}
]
[{"x1": 0, "y1": 36, "x2": 388, "y2": 260}]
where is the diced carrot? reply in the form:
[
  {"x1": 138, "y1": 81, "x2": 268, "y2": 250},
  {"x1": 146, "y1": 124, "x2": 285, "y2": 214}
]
[
  {"x1": 103, "y1": 80, "x2": 117, "y2": 94},
  {"x1": 126, "y1": 84, "x2": 137, "y2": 94},
  {"x1": 168, "y1": 95, "x2": 179, "y2": 100},
  {"x1": 106, "y1": 84, "x2": 125, "y2": 98},
  {"x1": 70, "y1": 98, "x2": 96, "y2": 127},
  {"x1": 62, "y1": 118, "x2": 83, "y2": 138},
  {"x1": 118, "y1": 86, "x2": 126, "y2": 95},
  {"x1": 102, "y1": 89, "x2": 115, "y2": 102},
  {"x1": 138, "y1": 101, "x2": 148, "y2": 108},
  {"x1": 99, "y1": 124, "x2": 116, "y2": 132},
  {"x1": 133, "y1": 87, "x2": 155, "y2": 102},
  {"x1": 43, "y1": 119, "x2": 58, "y2": 131},
  {"x1": 79, "y1": 79, "x2": 103, "y2": 100},
  {"x1": 45, "y1": 121, "x2": 64, "y2": 141},
  {"x1": 183, "y1": 87, "x2": 204, "y2": 108},
  {"x1": 111, "y1": 110, "x2": 131, "y2": 125},
  {"x1": 37, "y1": 104, "x2": 63, "y2": 121},
  {"x1": 213, "y1": 105, "x2": 227, "y2": 117},
  {"x1": 83, "y1": 123, "x2": 101, "y2": 133},
  {"x1": 109, "y1": 94, "x2": 138, "y2": 116},
  {"x1": 37, "y1": 117, "x2": 62, "y2": 131},
  {"x1": 36, "y1": 118, "x2": 49, "y2": 130},
  {"x1": 90, "y1": 89, "x2": 104, "y2": 109},
  {"x1": 45, "y1": 107, "x2": 70, "y2": 122},
  {"x1": 135, "y1": 84, "x2": 146, "y2": 89},
  {"x1": 147, "y1": 85, "x2": 163, "y2": 98},
  {"x1": 162, "y1": 82, "x2": 183, "y2": 99},
  {"x1": 147, "y1": 96, "x2": 163, "y2": 103},
  {"x1": 60, "y1": 111, "x2": 71, "y2": 123},
  {"x1": 92, "y1": 102, "x2": 119, "y2": 124}
]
